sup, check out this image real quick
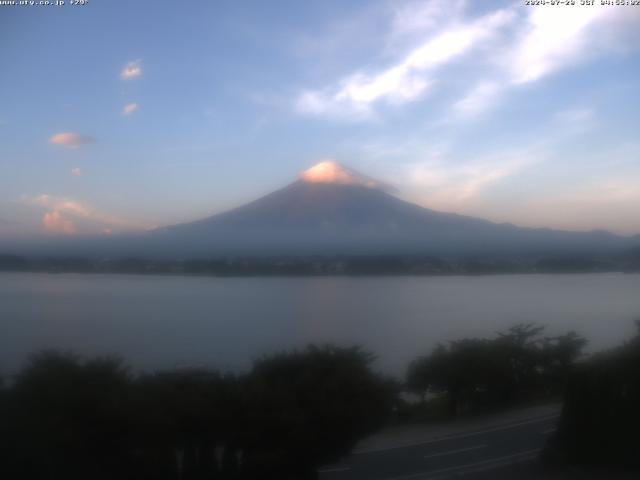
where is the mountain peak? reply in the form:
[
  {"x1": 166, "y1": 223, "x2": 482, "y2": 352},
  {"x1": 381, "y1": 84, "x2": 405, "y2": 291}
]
[{"x1": 299, "y1": 161, "x2": 386, "y2": 190}]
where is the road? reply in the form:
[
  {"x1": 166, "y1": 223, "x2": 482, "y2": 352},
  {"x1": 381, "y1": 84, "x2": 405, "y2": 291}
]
[{"x1": 318, "y1": 407, "x2": 560, "y2": 480}]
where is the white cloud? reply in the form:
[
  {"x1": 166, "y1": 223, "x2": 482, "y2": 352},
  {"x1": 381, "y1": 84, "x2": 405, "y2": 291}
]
[
  {"x1": 508, "y1": 6, "x2": 611, "y2": 85},
  {"x1": 122, "y1": 102, "x2": 139, "y2": 116},
  {"x1": 452, "y1": 4, "x2": 639, "y2": 118},
  {"x1": 295, "y1": 2, "x2": 639, "y2": 122},
  {"x1": 49, "y1": 132, "x2": 95, "y2": 149},
  {"x1": 71, "y1": 167, "x2": 82, "y2": 177},
  {"x1": 120, "y1": 60, "x2": 142, "y2": 80},
  {"x1": 296, "y1": 8, "x2": 514, "y2": 119}
]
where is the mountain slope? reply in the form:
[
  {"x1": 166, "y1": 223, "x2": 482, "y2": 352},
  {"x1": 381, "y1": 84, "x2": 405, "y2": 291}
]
[{"x1": 147, "y1": 162, "x2": 636, "y2": 257}]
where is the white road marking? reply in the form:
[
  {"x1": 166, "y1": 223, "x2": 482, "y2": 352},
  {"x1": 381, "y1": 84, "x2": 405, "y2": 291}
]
[
  {"x1": 383, "y1": 448, "x2": 541, "y2": 480},
  {"x1": 355, "y1": 413, "x2": 559, "y2": 454},
  {"x1": 423, "y1": 444, "x2": 487, "y2": 459}
]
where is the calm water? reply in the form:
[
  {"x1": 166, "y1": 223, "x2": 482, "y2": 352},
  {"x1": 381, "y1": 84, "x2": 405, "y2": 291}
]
[{"x1": 1, "y1": 272, "x2": 639, "y2": 377}]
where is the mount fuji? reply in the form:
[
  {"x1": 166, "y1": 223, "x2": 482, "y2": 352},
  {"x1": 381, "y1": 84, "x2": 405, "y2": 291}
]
[{"x1": 143, "y1": 161, "x2": 637, "y2": 257}]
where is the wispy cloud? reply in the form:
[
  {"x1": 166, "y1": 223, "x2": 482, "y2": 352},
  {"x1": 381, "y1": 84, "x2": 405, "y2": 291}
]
[
  {"x1": 122, "y1": 102, "x2": 139, "y2": 116},
  {"x1": 120, "y1": 60, "x2": 142, "y2": 80},
  {"x1": 452, "y1": 81, "x2": 501, "y2": 118},
  {"x1": 405, "y1": 152, "x2": 537, "y2": 209},
  {"x1": 453, "y1": 4, "x2": 639, "y2": 117},
  {"x1": 49, "y1": 132, "x2": 95, "y2": 149},
  {"x1": 389, "y1": 0, "x2": 465, "y2": 42},
  {"x1": 295, "y1": 2, "x2": 639, "y2": 121},
  {"x1": 71, "y1": 167, "x2": 82, "y2": 177},
  {"x1": 296, "y1": 8, "x2": 514, "y2": 119}
]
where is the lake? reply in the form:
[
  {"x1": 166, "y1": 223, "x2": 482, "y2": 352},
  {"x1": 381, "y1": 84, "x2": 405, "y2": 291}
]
[{"x1": 1, "y1": 272, "x2": 639, "y2": 377}]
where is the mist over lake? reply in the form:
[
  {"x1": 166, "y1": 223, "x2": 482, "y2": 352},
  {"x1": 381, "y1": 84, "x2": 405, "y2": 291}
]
[{"x1": 2, "y1": 272, "x2": 639, "y2": 377}]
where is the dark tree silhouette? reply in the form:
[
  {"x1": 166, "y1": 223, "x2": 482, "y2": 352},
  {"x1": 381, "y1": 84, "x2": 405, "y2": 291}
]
[
  {"x1": 3, "y1": 351, "x2": 132, "y2": 479},
  {"x1": 406, "y1": 324, "x2": 587, "y2": 417},
  {"x1": 242, "y1": 345, "x2": 395, "y2": 480},
  {"x1": 0, "y1": 345, "x2": 394, "y2": 480},
  {"x1": 547, "y1": 322, "x2": 640, "y2": 470}
]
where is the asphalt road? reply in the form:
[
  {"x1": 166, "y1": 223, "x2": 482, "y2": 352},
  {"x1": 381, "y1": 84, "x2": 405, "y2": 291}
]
[{"x1": 318, "y1": 411, "x2": 559, "y2": 480}]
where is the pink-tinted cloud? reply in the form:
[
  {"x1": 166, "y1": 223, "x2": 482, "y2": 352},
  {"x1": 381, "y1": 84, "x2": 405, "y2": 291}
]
[
  {"x1": 120, "y1": 60, "x2": 142, "y2": 80},
  {"x1": 42, "y1": 211, "x2": 76, "y2": 235},
  {"x1": 49, "y1": 132, "x2": 95, "y2": 149},
  {"x1": 122, "y1": 102, "x2": 139, "y2": 115},
  {"x1": 22, "y1": 194, "x2": 152, "y2": 235},
  {"x1": 71, "y1": 167, "x2": 82, "y2": 177}
]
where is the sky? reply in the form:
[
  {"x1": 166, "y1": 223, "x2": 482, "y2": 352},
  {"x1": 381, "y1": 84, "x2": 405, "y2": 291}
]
[{"x1": 0, "y1": 0, "x2": 639, "y2": 237}]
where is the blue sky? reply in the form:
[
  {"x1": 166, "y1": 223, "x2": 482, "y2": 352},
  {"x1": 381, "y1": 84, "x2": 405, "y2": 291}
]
[{"x1": 1, "y1": 0, "x2": 639, "y2": 237}]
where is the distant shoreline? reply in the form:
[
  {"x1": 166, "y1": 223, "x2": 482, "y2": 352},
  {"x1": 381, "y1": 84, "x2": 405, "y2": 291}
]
[{"x1": 1, "y1": 251, "x2": 639, "y2": 278}]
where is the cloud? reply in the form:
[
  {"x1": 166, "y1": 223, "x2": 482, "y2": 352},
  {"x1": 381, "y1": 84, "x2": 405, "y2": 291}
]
[
  {"x1": 22, "y1": 194, "x2": 151, "y2": 235},
  {"x1": 27, "y1": 195, "x2": 90, "y2": 216},
  {"x1": 295, "y1": 2, "x2": 639, "y2": 121},
  {"x1": 389, "y1": 0, "x2": 465, "y2": 41},
  {"x1": 296, "y1": 8, "x2": 514, "y2": 119},
  {"x1": 120, "y1": 60, "x2": 142, "y2": 80},
  {"x1": 49, "y1": 132, "x2": 95, "y2": 149},
  {"x1": 42, "y1": 211, "x2": 76, "y2": 235},
  {"x1": 452, "y1": 4, "x2": 639, "y2": 118},
  {"x1": 452, "y1": 81, "x2": 501, "y2": 118},
  {"x1": 122, "y1": 102, "x2": 139, "y2": 116},
  {"x1": 408, "y1": 154, "x2": 534, "y2": 205},
  {"x1": 507, "y1": 6, "x2": 612, "y2": 85},
  {"x1": 71, "y1": 167, "x2": 82, "y2": 177}
]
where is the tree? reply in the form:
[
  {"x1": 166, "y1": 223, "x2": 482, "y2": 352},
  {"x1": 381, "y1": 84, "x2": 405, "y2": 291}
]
[
  {"x1": 0, "y1": 345, "x2": 395, "y2": 480},
  {"x1": 242, "y1": 345, "x2": 395, "y2": 479},
  {"x1": 548, "y1": 322, "x2": 640, "y2": 469},
  {"x1": 406, "y1": 324, "x2": 587, "y2": 417},
  {"x1": 4, "y1": 351, "x2": 132, "y2": 480},
  {"x1": 129, "y1": 368, "x2": 243, "y2": 480}
]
